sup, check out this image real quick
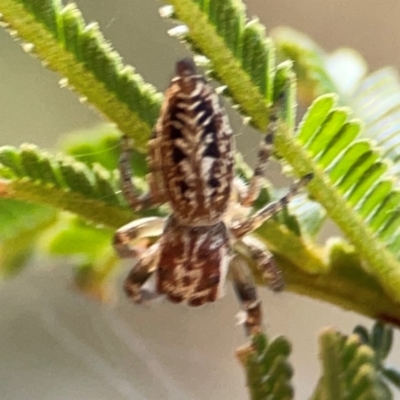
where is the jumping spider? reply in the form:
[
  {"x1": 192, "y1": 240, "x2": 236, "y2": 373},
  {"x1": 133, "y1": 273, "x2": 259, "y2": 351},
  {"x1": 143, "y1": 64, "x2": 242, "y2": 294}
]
[{"x1": 113, "y1": 58, "x2": 312, "y2": 335}]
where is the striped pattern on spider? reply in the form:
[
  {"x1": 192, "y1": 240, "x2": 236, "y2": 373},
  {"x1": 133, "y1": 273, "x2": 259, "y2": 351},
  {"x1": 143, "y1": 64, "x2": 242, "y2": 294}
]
[{"x1": 113, "y1": 58, "x2": 312, "y2": 335}]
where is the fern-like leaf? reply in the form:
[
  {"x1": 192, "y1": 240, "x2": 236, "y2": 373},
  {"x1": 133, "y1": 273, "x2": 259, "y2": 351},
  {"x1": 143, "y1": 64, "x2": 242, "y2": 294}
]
[
  {"x1": 354, "y1": 322, "x2": 400, "y2": 392},
  {"x1": 273, "y1": 30, "x2": 400, "y2": 267},
  {"x1": 273, "y1": 27, "x2": 400, "y2": 299},
  {"x1": 0, "y1": 0, "x2": 162, "y2": 151},
  {"x1": 236, "y1": 333, "x2": 294, "y2": 400},
  {"x1": 312, "y1": 327, "x2": 393, "y2": 400},
  {"x1": 162, "y1": 0, "x2": 400, "y2": 302},
  {"x1": 284, "y1": 95, "x2": 400, "y2": 300},
  {"x1": 0, "y1": 144, "x2": 133, "y2": 227}
]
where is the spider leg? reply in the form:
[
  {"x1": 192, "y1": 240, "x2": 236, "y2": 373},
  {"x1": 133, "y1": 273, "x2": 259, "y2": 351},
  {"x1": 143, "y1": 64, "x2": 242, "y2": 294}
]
[
  {"x1": 232, "y1": 173, "x2": 313, "y2": 238},
  {"x1": 113, "y1": 216, "x2": 165, "y2": 258},
  {"x1": 124, "y1": 242, "x2": 161, "y2": 303},
  {"x1": 230, "y1": 255, "x2": 263, "y2": 336},
  {"x1": 240, "y1": 103, "x2": 280, "y2": 207},
  {"x1": 113, "y1": 217, "x2": 164, "y2": 303},
  {"x1": 236, "y1": 235, "x2": 284, "y2": 292},
  {"x1": 119, "y1": 134, "x2": 153, "y2": 211}
]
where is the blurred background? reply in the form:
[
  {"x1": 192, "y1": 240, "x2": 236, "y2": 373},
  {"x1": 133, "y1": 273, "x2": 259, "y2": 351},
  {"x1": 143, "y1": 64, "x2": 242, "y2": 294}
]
[{"x1": 0, "y1": 1, "x2": 399, "y2": 399}]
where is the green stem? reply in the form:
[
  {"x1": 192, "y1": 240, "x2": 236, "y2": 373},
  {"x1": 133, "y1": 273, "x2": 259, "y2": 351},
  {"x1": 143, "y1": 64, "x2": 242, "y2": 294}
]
[
  {"x1": 254, "y1": 221, "x2": 327, "y2": 274},
  {"x1": 0, "y1": 0, "x2": 160, "y2": 151},
  {"x1": 3, "y1": 179, "x2": 132, "y2": 228},
  {"x1": 275, "y1": 124, "x2": 400, "y2": 302},
  {"x1": 318, "y1": 329, "x2": 345, "y2": 400},
  {"x1": 247, "y1": 251, "x2": 400, "y2": 327}
]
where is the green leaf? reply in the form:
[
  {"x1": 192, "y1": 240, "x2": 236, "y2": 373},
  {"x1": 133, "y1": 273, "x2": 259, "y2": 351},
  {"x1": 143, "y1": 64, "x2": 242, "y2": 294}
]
[
  {"x1": 267, "y1": 29, "x2": 400, "y2": 301},
  {"x1": 276, "y1": 100, "x2": 400, "y2": 301},
  {"x1": 383, "y1": 368, "x2": 400, "y2": 389},
  {"x1": 0, "y1": 0, "x2": 162, "y2": 151},
  {"x1": 237, "y1": 332, "x2": 294, "y2": 400},
  {"x1": 0, "y1": 144, "x2": 133, "y2": 227},
  {"x1": 312, "y1": 328, "x2": 385, "y2": 400},
  {"x1": 371, "y1": 322, "x2": 393, "y2": 362},
  {"x1": 353, "y1": 322, "x2": 399, "y2": 394},
  {"x1": 271, "y1": 27, "x2": 366, "y2": 101},
  {"x1": 288, "y1": 195, "x2": 326, "y2": 237},
  {"x1": 353, "y1": 325, "x2": 370, "y2": 346}
]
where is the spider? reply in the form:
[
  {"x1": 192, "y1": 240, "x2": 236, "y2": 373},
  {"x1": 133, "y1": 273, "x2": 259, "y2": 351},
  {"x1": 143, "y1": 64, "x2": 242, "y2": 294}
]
[{"x1": 113, "y1": 58, "x2": 312, "y2": 335}]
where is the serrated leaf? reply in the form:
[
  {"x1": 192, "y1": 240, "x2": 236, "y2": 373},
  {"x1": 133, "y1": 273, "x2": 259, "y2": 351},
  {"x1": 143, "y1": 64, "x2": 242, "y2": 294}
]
[
  {"x1": 0, "y1": 144, "x2": 135, "y2": 227},
  {"x1": 277, "y1": 97, "x2": 400, "y2": 301},
  {"x1": 313, "y1": 328, "x2": 385, "y2": 400},
  {"x1": 0, "y1": 0, "x2": 162, "y2": 151},
  {"x1": 237, "y1": 332, "x2": 294, "y2": 400}
]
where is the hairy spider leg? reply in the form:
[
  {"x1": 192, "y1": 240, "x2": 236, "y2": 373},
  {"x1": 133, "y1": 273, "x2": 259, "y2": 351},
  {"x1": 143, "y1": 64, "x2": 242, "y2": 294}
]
[
  {"x1": 229, "y1": 255, "x2": 263, "y2": 336},
  {"x1": 232, "y1": 87, "x2": 311, "y2": 298},
  {"x1": 240, "y1": 101, "x2": 282, "y2": 208},
  {"x1": 232, "y1": 173, "x2": 313, "y2": 239},
  {"x1": 119, "y1": 134, "x2": 154, "y2": 211},
  {"x1": 113, "y1": 216, "x2": 165, "y2": 258},
  {"x1": 123, "y1": 242, "x2": 161, "y2": 303},
  {"x1": 112, "y1": 217, "x2": 164, "y2": 303},
  {"x1": 235, "y1": 235, "x2": 284, "y2": 292}
]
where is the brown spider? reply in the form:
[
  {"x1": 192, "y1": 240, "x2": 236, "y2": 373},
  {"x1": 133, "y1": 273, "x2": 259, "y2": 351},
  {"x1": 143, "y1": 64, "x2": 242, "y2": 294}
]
[{"x1": 113, "y1": 58, "x2": 312, "y2": 335}]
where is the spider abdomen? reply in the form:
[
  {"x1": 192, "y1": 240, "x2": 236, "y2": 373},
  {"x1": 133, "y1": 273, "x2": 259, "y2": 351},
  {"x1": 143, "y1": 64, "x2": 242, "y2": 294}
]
[
  {"x1": 149, "y1": 59, "x2": 234, "y2": 226},
  {"x1": 156, "y1": 216, "x2": 230, "y2": 306}
]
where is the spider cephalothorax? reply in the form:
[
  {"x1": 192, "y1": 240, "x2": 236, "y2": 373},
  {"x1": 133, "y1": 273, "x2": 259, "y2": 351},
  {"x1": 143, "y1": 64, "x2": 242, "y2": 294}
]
[{"x1": 113, "y1": 58, "x2": 311, "y2": 334}]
